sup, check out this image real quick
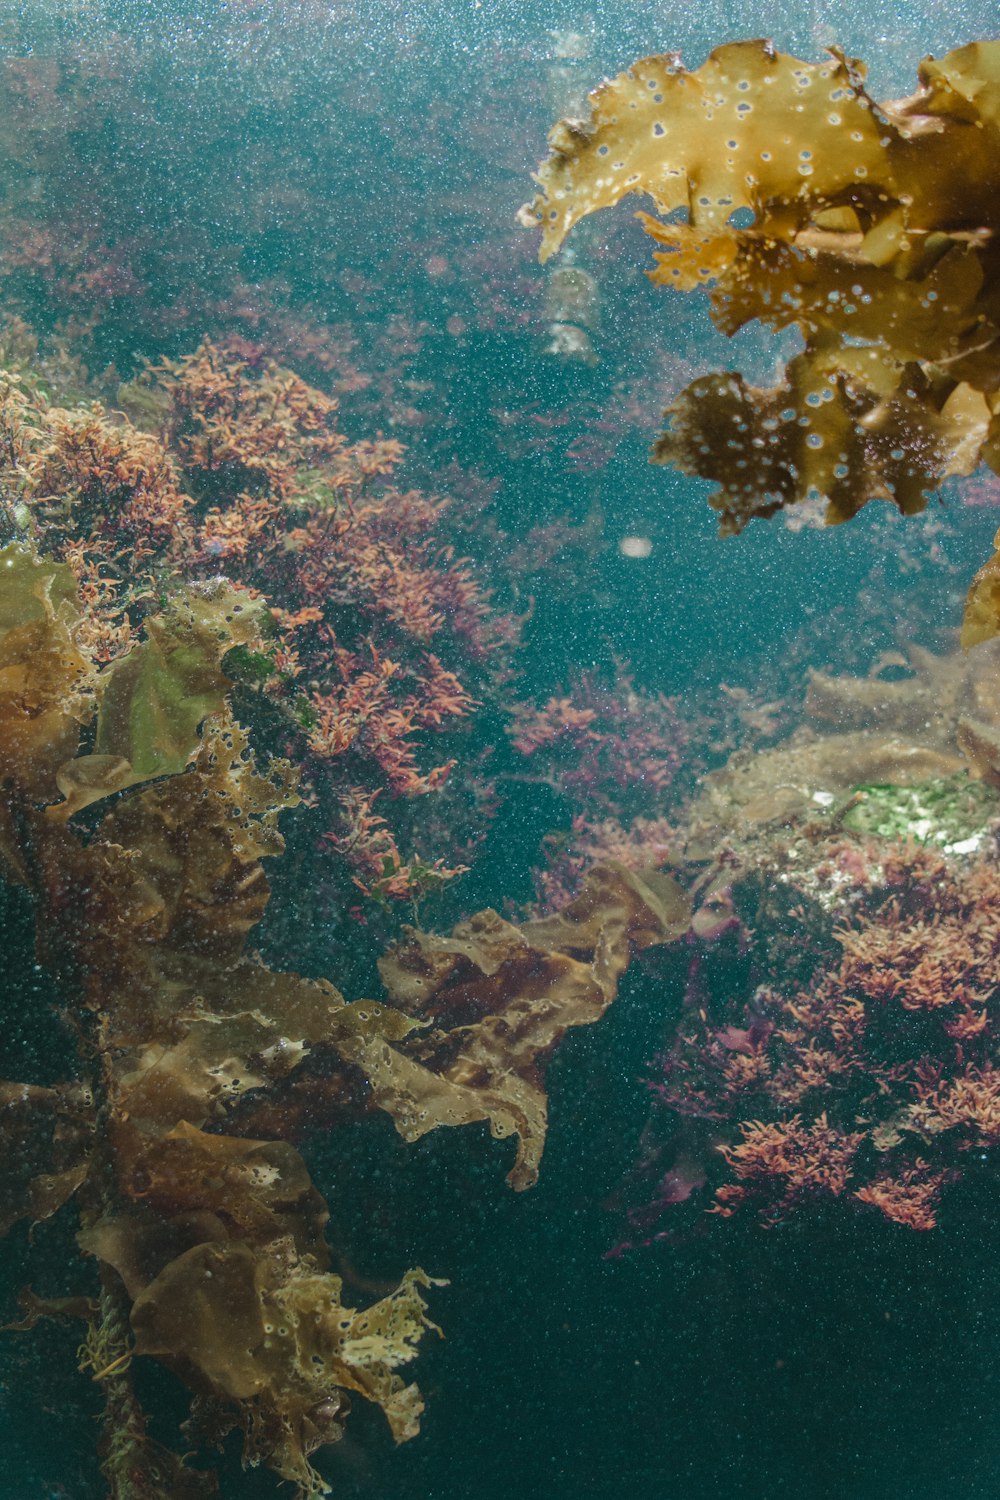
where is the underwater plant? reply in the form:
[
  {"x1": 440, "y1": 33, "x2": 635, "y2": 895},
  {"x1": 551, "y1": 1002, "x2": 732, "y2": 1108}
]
[
  {"x1": 520, "y1": 39, "x2": 1000, "y2": 641},
  {"x1": 0, "y1": 339, "x2": 707, "y2": 943},
  {"x1": 0, "y1": 343, "x2": 515, "y2": 913},
  {"x1": 507, "y1": 673, "x2": 688, "y2": 910},
  {"x1": 0, "y1": 542, "x2": 690, "y2": 1494},
  {"x1": 619, "y1": 835, "x2": 1000, "y2": 1243}
]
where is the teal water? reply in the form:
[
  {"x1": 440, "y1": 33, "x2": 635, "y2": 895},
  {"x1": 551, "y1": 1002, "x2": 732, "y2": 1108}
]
[{"x1": 2, "y1": 3, "x2": 1000, "y2": 1497}]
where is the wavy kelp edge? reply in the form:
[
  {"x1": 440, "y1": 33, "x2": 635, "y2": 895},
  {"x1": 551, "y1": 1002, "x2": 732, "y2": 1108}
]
[
  {"x1": 519, "y1": 39, "x2": 1000, "y2": 639},
  {"x1": 0, "y1": 545, "x2": 687, "y2": 1496}
]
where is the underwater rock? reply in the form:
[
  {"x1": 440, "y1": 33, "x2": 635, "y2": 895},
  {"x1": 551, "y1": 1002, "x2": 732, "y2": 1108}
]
[
  {"x1": 685, "y1": 640, "x2": 1000, "y2": 842},
  {"x1": 687, "y1": 731, "x2": 966, "y2": 841}
]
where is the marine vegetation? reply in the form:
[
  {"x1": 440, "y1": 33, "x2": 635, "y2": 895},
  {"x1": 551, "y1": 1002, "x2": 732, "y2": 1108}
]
[
  {"x1": 0, "y1": 539, "x2": 690, "y2": 1496},
  {"x1": 520, "y1": 39, "x2": 1000, "y2": 641},
  {"x1": 609, "y1": 629, "x2": 1000, "y2": 1250},
  {"x1": 519, "y1": 34, "x2": 1000, "y2": 1252},
  {"x1": 507, "y1": 672, "x2": 687, "y2": 909},
  {"x1": 617, "y1": 833, "x2": 1000, "y2": 1246},
  {"x1": 0, "y1": 342, "x2": 515, "y2": 915}
]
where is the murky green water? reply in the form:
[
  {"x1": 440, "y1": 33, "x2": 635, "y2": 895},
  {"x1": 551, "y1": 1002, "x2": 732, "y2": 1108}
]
[{"x1": 2, "y1": 4, "x2": 1000, "y2": 1497}]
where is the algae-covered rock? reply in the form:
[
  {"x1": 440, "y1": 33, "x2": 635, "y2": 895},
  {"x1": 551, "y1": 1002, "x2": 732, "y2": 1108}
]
[{"x1": 841, "y1": 774, "x2": 1000, "y2": 851}]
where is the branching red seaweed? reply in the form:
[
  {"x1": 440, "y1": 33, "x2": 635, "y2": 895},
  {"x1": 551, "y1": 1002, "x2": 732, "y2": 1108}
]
[{"x1": 627, "y1": 841, "x2": 1000, "y2": 1240}]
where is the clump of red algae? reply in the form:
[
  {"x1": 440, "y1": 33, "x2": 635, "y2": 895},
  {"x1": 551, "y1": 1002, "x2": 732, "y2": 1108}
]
[
  {"x1": 612, "y1": 836, "x2": 1000, "y2": 1251},
  {"x1": 2, "y1": 343, "x2": 519, "y2": 910},
  {"x1": 508, "y1": 672, "x2": 688, "y2": 911}
]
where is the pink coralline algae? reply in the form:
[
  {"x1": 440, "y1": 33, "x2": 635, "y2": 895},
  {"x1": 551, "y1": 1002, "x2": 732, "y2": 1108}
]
[
  {"x1": 508, "y1": 673, "x2": 688, "y2": 910},
  {"x1": 6, "y1": 342, "x2": 516, "y2": 906},
  {"x1": 509, "y1": 675, "x2": 686, "y2": 814},
  {"x1": 623, "y1": 842, "x2": 1000, "y2": 1242}
]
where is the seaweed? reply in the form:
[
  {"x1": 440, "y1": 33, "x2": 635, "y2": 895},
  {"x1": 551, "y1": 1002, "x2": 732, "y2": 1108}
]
[
  {"x1": 520, "y1": 40, "x2": 1000, "y2": 641},
  {"x1": 0, "y1": 544, "x2": 688, "y2": 1496}
]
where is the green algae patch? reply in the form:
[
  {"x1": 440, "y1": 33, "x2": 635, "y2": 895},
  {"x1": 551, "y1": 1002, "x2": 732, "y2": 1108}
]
[{"x1": 841, "y1": 774, "x2": 1000, "y2": 851}]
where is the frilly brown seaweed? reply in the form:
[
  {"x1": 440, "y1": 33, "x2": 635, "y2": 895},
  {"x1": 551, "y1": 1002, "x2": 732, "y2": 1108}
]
[
  {"x1": 0, "y1": 544, "x2": 688, "y2": 1496},
  {"x1": 363, "y1": 863, "x2": 690, "y2": 1190},
  {"x1": 520, "y1": 40, "x2": 1000, "y2": 636}
]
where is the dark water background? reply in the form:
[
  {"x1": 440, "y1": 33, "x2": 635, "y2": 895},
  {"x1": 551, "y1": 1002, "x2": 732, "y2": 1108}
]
[{"x1": 3, "y1": 2, "x2": 1000, "y2": 1496}]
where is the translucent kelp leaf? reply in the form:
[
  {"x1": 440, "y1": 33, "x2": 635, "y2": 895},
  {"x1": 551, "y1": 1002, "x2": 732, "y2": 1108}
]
[
  {"x1": 133, "y1": 1123, "x2": 329, "y2": 1254},
  {"x1": 117, "y1": 1191, "x2": 440, "y2": 1494},
  {"x1": 521, "y1": 39, "x2": 1000, "y2": 611},
  {"x1": 520, "y1": 42, "x2": 890, "y2": 259},
  {"x1": 0, "y1": 1081, "x2": 90, "y2": 1234},
  {"x1": 522, "y1": 860, "x2": 691, "y2": 956},
  {"x1": 963, "y1": 526, "x2": 1000, "y2": 647},
  {"x1": 88, "y1": 711, "x2": 298, "y2": 981},
  {"x1": 655, "y1": 346, "x2": 987, "y2": 532},
  {"x1": 956, "y1": 715, "x2": 1000, "y2": 785},
  {"x1": 351, "y1": 863, "x2": 690, "y2": 1189},
  {"x1": 109, "y1": 977, "x2": 403, "y2": 1162},
  {"x1": 660, "y1": 226, "x2": 989, "y2": 361},
  {"x1": 884, "y1": 42, "x2": 1000, "y2": 236},
  {"x1": 523, "y1": 41, "x2": 1000, "y2": 258},
  {"x1": 55, "y1": 582, "x2": 271, "y2": 817},
  {"x1": 95, "y1": 583, "x2": 269, "y2": 776},
  {"x1": 80, "y1": 1116, "x2": 444, "y2": 1496},
  {"x1": 0, "y1": 543, "x2": 80, "y2": 630},
  {"x1": 0, "y1": 544, "x2": 92, "y2": 808}
]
